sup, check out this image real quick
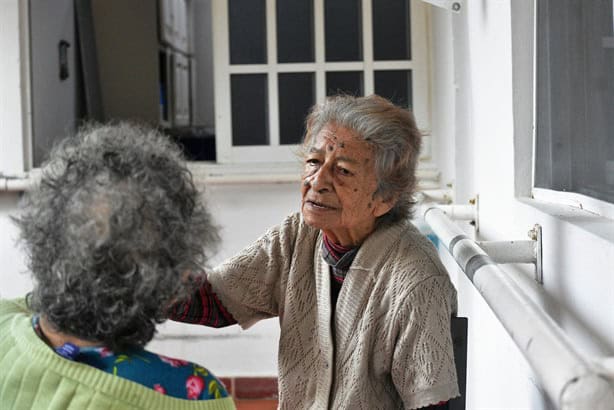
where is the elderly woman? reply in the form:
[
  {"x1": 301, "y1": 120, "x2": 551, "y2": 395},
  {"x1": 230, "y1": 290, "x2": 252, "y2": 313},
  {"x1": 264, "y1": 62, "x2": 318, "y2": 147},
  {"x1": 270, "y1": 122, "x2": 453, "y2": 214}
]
[
  {"x1": 171, "y1": 95, "x2": 459, "y2": 409},
  {"x1": 0, "y1": 124, "x2": 235, "y2": 409}
]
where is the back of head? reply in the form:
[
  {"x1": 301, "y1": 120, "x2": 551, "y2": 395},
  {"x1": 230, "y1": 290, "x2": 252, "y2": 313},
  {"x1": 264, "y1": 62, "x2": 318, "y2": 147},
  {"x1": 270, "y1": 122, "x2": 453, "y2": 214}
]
[{"x1": 16, "y1": 123, "x2": 218, "y2": 350}]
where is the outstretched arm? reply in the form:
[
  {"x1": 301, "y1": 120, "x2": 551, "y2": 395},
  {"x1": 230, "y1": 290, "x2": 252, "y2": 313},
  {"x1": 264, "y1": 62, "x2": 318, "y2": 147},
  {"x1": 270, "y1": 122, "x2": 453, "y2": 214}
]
[{"x1": 169, "y1": 276, "x2": 237, "y2": 328}]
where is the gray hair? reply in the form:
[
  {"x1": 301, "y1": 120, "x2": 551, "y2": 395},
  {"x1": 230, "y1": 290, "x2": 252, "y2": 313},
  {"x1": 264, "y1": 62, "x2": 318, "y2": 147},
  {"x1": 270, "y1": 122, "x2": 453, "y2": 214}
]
[
  {"x1": 15, "y1": 123, "x2": 218, "y2": 350},
  {"x1": 301, "y1": 94, "x2": 422, "y2": 223}
]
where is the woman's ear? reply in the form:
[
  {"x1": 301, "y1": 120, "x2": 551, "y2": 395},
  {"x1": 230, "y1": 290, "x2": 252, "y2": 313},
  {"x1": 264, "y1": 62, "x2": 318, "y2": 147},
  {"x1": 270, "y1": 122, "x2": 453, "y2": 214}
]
[{"x1": 372, "y1": 193, "x2": 397, "y2": 218}]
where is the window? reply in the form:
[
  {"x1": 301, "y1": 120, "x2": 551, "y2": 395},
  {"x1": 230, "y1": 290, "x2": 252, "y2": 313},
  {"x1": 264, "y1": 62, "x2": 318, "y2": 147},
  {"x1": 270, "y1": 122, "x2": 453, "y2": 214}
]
[
  {"x1": 535, "y1": 0, "x2": 614, "y2": 205},
  {"x1": 212, "y1": 0, "x2": 430, "y2": 164}
]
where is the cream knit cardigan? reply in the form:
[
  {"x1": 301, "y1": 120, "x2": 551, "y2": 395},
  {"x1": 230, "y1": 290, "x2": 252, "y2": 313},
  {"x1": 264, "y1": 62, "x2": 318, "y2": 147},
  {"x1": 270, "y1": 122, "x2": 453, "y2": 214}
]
[{"x1": 208, "y1": 213, "x2": 459, "y2": 409}]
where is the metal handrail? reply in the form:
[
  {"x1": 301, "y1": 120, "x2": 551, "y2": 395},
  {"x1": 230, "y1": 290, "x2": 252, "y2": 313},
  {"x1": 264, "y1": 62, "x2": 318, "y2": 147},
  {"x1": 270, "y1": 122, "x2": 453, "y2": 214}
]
[{"x1": 424, "y1": 207, "x2": 614, "y2": 410}]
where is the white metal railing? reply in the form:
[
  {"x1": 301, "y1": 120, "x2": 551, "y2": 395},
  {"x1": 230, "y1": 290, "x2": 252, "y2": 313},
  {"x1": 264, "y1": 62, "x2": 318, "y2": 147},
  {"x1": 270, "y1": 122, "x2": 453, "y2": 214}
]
[
  {"x1": 424, "y1": 206, "x2": 614, "y2": 410},
  {"x1": 0, "y1": 171, "x2": 37, "y2": 192}
]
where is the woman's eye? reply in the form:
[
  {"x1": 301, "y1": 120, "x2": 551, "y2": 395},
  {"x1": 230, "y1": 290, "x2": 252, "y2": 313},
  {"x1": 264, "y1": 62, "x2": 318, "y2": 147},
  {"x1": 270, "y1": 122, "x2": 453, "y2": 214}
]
[
  {"x1": 338, "y1": 167, "x2": 352, "y2": 176},
  {"x1": 306, "y1": 158, "x2": 320, "y2": 166}
]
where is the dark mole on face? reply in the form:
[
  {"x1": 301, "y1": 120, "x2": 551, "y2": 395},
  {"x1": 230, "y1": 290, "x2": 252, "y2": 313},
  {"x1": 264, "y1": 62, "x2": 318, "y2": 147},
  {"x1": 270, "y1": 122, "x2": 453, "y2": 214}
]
[
  {"x1": 353, "y1": 188, "x2": 358, "y2": 192},
  {"x1": 367, "y1": 202, "x2": 372, "y2": 208},
  {"x1": 339, "y1": 142, "x2": 345, "y2": 148},
  {"x1": 327, "y1": 145, "x2": 334, "y2": 151}
]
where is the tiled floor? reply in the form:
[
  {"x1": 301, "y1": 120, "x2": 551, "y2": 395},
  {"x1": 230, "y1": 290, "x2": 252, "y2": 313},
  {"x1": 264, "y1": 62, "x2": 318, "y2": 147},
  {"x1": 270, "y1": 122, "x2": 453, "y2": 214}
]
[
  {"x1": 235, "y1": 399, "x2": 278, "y2": 410},
  {"x1": 221, "y1": 376, "x2": 278, "y2": 409}
]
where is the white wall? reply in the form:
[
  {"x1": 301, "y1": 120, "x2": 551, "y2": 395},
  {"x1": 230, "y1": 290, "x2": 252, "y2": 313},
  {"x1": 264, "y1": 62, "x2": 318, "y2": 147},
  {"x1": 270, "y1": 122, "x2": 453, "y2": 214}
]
[
  {"x1": 0, "y1": 194, "x2": 31, "y2": 298},
  {"x1": 0, "y1": 0, "x2": 31, "y2": 297},
  {"x1": 431, "y1": 1, "x2": 614, "y2": 409},
  {"x1": 0, "y1": 0, "x2": 29, "y2": 175}
]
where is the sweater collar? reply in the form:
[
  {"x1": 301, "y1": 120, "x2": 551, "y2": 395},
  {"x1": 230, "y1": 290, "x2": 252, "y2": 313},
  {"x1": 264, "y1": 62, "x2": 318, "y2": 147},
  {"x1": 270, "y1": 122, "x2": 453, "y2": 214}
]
[
  {"x1": 301, "y1": 212, "x2": 413, "y2": 278},
  {"x1": 321, "y1": 234, "x2": 359, "y2": 276},
  {"x1": 343, "y1": 219, "x2": 412, "y2": 277}
]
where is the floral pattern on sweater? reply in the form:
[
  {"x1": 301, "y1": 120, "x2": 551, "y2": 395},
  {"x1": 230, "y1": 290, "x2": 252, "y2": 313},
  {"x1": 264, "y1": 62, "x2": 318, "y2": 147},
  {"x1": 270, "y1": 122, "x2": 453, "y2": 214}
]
[{"x1": 32, "y1": 315, "x2": 228, "y2": 400}]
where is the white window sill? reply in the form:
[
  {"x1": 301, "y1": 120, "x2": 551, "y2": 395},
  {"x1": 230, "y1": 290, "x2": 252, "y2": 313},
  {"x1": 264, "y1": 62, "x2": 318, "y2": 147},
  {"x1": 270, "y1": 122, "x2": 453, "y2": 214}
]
[
  {"x1": 517, "y1": 196, "x2": 614, "y2": 244},
  {"x1": 187, "y1": 161, "x2": 445, "y2": 188},
  {"x1": 187, "y1": 161, "x2": 303, "y2": 185},
  {"x1": 1, "y1": 161, "x2": 443, "y2": 190},
  {"x1": 532, "y1": 188, "x2": 614, "y2": 222}
]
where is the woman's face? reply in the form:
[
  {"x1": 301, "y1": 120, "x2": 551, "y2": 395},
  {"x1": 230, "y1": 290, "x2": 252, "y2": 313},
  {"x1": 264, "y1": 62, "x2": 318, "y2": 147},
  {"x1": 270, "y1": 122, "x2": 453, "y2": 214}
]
[{"x1": 301, "y1": 123, "x2": 393, "y2": 246}]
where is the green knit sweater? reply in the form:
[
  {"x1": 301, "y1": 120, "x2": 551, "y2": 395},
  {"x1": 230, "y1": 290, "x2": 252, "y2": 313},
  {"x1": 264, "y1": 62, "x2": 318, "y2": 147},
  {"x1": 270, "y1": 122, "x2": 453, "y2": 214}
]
[{"x1": 0, "y1": 298, "x2": 236, "y2": 410}]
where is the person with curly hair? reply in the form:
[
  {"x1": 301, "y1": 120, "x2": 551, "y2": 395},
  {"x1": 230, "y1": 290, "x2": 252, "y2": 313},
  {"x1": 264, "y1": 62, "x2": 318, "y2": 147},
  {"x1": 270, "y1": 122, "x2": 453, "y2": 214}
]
[
  {"x1": 0, "y1": 123, "x2": 235, "y2": 409},
  {"x1": 171, "y1": 95, "x2": 459, "y2": 409}
]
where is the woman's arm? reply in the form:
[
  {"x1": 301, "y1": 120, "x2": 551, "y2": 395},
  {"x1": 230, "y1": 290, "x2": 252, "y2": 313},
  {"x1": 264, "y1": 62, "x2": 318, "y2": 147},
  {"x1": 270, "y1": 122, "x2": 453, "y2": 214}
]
[
  {"x1": 171, "y1": 213, "x2": 304, "y2": 329},
  {"x1": 169, "y1": 277, "x2": 236, "y2": 327},
  {"x1": 391, "y1": 275, "x2": 459, "y2": 409}
]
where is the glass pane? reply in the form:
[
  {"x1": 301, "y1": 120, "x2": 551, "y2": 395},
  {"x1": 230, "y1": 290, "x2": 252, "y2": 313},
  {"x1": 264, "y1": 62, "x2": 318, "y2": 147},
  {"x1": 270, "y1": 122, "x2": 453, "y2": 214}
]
[
  {"x1": 324, "y1": 0, "x2": 362, "y2": 61},
  {"x1": 326, "y1": 71, "x2": 363, "y2": 97},
  {"x1": 229, "y1": 0, "x2": 267, "y2": 64},
  {"x1": 278, "y1": 73, "x2": 315, "y2": 145},
  {"x1": 277, "y1": 0, "x2": 314, "y2": 63},
  {"x1": 372, "y1": 0, "x2": 411, "y2": 60},
  {"x1": 231, "y1": 74, "x2": 269, "y2": 146},
  {"x1": 535, "y1": 0, "x2": 614, "y2": 203},
  {"x1": 374, "y1": 70, "x2": 412, "y2": 108}
]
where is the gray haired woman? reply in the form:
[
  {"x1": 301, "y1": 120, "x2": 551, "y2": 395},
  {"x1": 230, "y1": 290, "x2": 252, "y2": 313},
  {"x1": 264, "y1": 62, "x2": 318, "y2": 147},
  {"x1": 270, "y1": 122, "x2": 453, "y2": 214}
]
[
  {"x1": 171, "y1": 95, "x2": 459, "y2": 409},
  {"x1": 0, "y1": 124, "x2": 235, "y2": 409}
]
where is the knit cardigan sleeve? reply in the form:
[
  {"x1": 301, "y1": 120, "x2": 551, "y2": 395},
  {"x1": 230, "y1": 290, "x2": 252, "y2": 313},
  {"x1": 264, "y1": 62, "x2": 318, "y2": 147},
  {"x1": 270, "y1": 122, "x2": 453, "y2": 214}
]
[
  {"x1": 391, "y1": 275, "x2": 460, "y2": 409},
  {"x1": 206, "y1": 213, "x2": 304, "y2": 329}
]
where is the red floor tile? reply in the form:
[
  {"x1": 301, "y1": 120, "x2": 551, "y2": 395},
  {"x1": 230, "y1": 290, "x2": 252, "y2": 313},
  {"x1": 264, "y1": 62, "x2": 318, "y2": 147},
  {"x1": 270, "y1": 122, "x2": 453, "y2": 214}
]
[
  {"x1": 235, "y1": 399, "x2": 278, "y2": 410},
  {"x1": 233, "y1": 377, "x2": 278, "y2": 400}
]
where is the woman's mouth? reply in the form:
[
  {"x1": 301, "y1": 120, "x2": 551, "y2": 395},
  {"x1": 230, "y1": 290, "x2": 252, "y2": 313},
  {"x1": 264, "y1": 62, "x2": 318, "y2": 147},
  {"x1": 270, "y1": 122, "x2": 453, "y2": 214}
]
[{"x1": 306, "y1": 200, "x2": 336, "y2": 210}]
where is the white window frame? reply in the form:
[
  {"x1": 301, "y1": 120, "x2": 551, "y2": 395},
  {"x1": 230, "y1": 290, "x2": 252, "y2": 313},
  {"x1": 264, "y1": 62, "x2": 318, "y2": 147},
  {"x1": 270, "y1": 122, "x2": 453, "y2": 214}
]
[{"x1": 212, "y1": 0, "x2": 431, "y2": 164}]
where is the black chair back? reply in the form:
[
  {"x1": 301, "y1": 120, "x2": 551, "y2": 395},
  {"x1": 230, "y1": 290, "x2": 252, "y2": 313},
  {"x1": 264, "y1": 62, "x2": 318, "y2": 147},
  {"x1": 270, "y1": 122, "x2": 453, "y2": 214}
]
[{"x1": 447, "y1": 316, "x2": 468, "y2": 410}]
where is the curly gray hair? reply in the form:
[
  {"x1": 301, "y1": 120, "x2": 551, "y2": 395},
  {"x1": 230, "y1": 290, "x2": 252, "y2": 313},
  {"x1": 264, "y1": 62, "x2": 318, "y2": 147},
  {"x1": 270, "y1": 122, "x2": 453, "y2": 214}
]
[
  {"x1": 15, "y1": 123, "x2": 218, "y2": 350},
  {"x1": 302, "y1": 94, "x2": 422, "y2": 223}
]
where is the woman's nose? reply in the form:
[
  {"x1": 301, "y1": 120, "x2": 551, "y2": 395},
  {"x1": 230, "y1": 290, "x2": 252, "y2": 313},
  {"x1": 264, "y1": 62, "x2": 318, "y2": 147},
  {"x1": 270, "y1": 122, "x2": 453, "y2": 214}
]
[{"x1": 310, "y1": 164, "x2": 332, "y2": 192}]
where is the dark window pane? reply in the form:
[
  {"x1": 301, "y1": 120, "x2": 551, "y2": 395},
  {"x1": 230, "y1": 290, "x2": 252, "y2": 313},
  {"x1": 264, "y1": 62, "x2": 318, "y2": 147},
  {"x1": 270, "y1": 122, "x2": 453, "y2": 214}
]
[
  {"x1": 277, "y1": 0, "x2": 314, "y2": 63},
  {"x1": 326, "y1": 71, "x2": 363, "y2": 96},
  {"x1": 231, "y1": 74, "x2": 269, "y2": 146},
  {"x1": 324, "y1": 0, "x2": 362, "y2": 61},
  {"x1": 535, "y1": 0, "x2": 614, "y2": 203},
  {"x1": 374, "y1": 70, "x2": 412, "y2": 108},
  {"x1": 372, "y1": 0, "x2": 411, "y2": 60},
  {"x1": 229, "y1": 0, "x2": 267, "y2": 64},
  {"x1": 278, "y1": 73, "x2": 314, "y2": 145}
]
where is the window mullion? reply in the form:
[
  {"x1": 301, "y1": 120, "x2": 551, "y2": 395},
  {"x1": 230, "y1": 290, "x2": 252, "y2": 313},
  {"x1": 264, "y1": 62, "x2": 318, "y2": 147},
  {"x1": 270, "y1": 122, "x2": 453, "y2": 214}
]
[
  {"x1": 410, "y1": 0, "x2": 431, "y2": 133},
  {"x1": 228, "y1": 65, "x2": 269, "y2": 73},
  {"x1": 314, "y1": 0, "x2": 326, "y2": 103},
  {"x1": 267, "y1": 0, "x2": 279, "y2": 147},
  {"x1": 324, "y1": 62, "x2": 365, "y2": 71},
  {"x1": 372, "y1": 61, "x2": 415, "y2": 70},
  {"x1": 213, "y1": 0, "x2": 233, "y2": 163},
  {"x1": 362, "y1": 0, "x2": 374, "y2": 95}
]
